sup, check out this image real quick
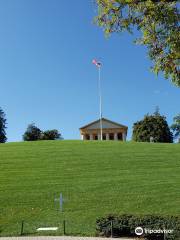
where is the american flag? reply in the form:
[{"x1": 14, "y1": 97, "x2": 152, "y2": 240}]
[{"x1": 92, "y1": 59, "x2": 101, "y2": 67}]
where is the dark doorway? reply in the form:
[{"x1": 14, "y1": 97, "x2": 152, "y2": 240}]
[
  {"x1": 109, "y1": 133, "x2": 114, "y2": 140},
  {"x1": 94, "y1": 135, "x2": 98, "y2": 140},
  {"x1": 118, "y1": 133, "x2": 122, "y2": 140},
  {"x1": 86, "y1": 134, "x2": 90, "y2": 140}
]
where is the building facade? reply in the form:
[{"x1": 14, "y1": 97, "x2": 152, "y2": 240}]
[{"x1": 79, "y1": 118, "x2": 128, "y2": 141}]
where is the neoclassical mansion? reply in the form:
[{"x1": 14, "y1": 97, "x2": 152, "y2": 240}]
[{"x1": 79, "y1": 118, "x2": 128, "y2": 141}]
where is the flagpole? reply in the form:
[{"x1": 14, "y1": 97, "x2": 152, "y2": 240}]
[{"x1": 98, "y1": 66, "x2": 103, "y2": 141}]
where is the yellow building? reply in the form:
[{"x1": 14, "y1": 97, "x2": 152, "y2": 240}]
[{"x1": 79, "y1": 118, "x2": 128, "y2": 141}]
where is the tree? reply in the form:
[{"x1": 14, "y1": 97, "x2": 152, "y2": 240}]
[
  {"x1": 171, "y1": 114, "x2": 180, "y2": 141},
  {"x1": 132, "y1": 112, "x2": 173, "y2": 143},
  {"x1": 23, "y1": 123, "x2": 42, "y2": 141},
  {"x1": 41, "y1": 129, "x2": 61, "y2": 140},
  {"x1": 23, "y1": 124, "x2": 62, "y2": 141},
  {"x1": 95, "y1": 0, "x2": 180, "y2": 86},
  {"x1": 0, "y1": 108, "x2": 7, "y2": 143}
]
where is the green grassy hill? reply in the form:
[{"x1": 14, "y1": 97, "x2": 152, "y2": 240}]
[{"x1": 0, "y1": 140, "x2": 179, "y2": 236}]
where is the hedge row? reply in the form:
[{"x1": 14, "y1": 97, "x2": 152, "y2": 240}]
[{"x1": 96, "y1": 214, "x2": 180, "y2": 240}]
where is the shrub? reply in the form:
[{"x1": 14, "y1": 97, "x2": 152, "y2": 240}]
[
  {"x1": 96, "y1": 214, "x2": 180, "y2": 240},
  {"x1": 41, "y1": 129, "x2": 61, "y2": 140}
]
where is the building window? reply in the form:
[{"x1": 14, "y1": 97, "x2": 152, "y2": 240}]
[{"x1": 103, "y1": 134, "x2": 106, "y2": 140}]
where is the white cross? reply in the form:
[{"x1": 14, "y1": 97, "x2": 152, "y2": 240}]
[{"x1": 54, "y1": 193, "x2": 64, "y2": 212}]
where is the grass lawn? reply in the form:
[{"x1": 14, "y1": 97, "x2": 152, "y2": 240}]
[{"x1": 0, "y1": 140, "x2": 179, "y2": 236}]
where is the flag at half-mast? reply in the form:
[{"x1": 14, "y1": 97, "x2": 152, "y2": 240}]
[{"x1": 92, "y1": 59, "x2": 101, "y2": 68}]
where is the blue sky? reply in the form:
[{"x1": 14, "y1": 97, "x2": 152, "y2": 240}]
[{"x1": 0, "y1": 0, "x2": 179, "y2": 142}]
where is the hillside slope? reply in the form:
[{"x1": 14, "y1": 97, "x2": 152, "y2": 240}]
[{"x1": 0, "y1": 140, "x2": 179, "y2": 236}]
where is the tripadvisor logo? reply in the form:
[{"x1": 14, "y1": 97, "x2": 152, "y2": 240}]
[
  {"x1": 135, "y1": 226, "x2": 174, "y2": 236},
  {"x1": 135, "y1": 227, "x2": 144, "y2": 236}
]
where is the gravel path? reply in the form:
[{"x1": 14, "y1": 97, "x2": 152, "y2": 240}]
[{"x1": 0, "y1": 236, "x2": 137, "y2": 240}]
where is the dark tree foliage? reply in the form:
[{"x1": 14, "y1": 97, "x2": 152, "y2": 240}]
[
  {"x1": 0, "y1": 108, "x2": 7, "y2": 143},
  {"x1": 23, "y1": 124, "x2": 61, "y2": 141},
  {"x1": 171, "y1": 113, "x2": 180, "y2": 141},
  {"x1": 96, "y1": 214, "x2": 180, "y2": 239},
  {"x1": 132, "y1": 112, "x2": 173, "y2": 143},
  {"x1": 41, "y1": 129, "x2": 61, "y2": 140},
  {"x1": 23, "y1": 123, "x2": 42, "y2": 141}
]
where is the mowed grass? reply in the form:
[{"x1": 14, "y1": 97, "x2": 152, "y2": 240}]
[{"x1": 0, "y1": 140, "x2": 180, "y2": 236}]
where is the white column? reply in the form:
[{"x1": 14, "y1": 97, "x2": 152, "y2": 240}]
[
  {"x1": 106, "y1": 133, "x2": 109, "y2": 140},
  {"x1": 82, "y1": 135, "x2": 86, "y2": 140},
  {"x1": 114, "y1": 132, "x2": 118, "y2": 140},
  {"x1": 98, "y1": 133, "x2": 101, "y2": 140},
  {"x1": 90, "y1": 134, "x2": 93, "y2": 140},
  {"x1": 123, "y1": 133, "x2": 126, "y2": 141}
]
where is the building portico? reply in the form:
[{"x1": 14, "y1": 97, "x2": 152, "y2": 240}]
[{"x1": 80, "y1": 118, "x2": 128, "y2": 141}]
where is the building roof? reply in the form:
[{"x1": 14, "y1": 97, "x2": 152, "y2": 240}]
[{"x1": 79, "y1": 117, "x2": 128, "y2": 130}]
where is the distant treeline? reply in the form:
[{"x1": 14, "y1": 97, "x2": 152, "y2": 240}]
[{"x1": 0, "y1": 107, "x2": 179, "y2": 143}]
